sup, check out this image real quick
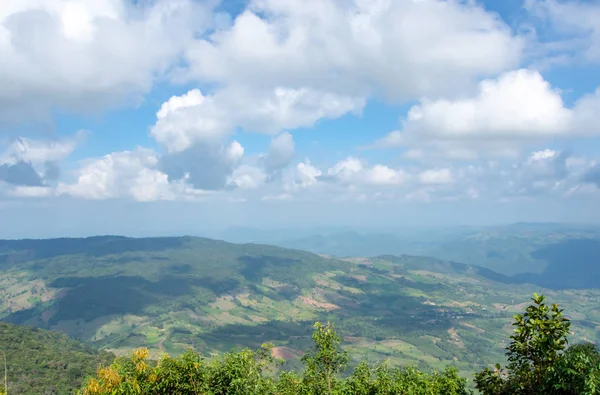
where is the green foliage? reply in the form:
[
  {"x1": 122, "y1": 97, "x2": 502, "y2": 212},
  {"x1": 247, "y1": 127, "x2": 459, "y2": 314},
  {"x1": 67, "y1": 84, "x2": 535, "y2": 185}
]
[
  {"x1": 0, "y1": 322, "x2": 114, "y2": 395},
  {"x1": 80, "y1": 322, "x2": 470, "y2": 395},
  {"x1": 339, "y1": 363, "x2": 470, "y2": 395},
  {"x1": 507, "y1": 293, "x2": 571, "y2": 389},
  {"x1": 548, "y1": 342, "x2": 600, "y2": 394},
  {"x1": 301, "y1": 322, "x2": 349, "y2": 394},
  {"x1": 475, "y1": 293, "x2": 600, "y2": 395}
]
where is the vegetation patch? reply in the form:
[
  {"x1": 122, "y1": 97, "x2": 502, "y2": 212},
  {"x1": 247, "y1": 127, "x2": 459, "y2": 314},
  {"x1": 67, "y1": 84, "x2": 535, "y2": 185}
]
[{"x1": 298, "y1": 296, "x2": 340, "y2": 311}]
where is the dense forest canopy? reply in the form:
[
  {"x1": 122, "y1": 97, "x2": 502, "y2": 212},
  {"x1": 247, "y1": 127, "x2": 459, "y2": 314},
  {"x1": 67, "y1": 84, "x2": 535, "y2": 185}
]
[{"x1": 0, "y1": 322, "x2": 114, "y2": 394}]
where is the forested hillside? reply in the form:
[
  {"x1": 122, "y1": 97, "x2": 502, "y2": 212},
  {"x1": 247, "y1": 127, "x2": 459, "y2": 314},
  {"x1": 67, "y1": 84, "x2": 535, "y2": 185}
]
[{"x1": 0, "y1": 322, "x2": 114, "y2": 394}]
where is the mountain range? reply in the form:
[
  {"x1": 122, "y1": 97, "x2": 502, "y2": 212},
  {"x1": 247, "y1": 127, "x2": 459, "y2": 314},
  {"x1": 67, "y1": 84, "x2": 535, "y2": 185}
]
[{"x1": 1, "y1": 224, "x2": 599, "y2": 392}]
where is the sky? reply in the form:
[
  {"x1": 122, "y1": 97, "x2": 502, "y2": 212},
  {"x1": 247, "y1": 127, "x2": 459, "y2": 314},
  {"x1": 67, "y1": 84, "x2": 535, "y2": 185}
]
[{"x1": 1, "y1": 0, "x2": 600, "y2": 238}]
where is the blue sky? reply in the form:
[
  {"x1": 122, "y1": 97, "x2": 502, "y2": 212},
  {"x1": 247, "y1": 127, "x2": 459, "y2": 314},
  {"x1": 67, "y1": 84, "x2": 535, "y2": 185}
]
[{"x1": 1, "y1": 0, "x2": 600, "y2": 237}]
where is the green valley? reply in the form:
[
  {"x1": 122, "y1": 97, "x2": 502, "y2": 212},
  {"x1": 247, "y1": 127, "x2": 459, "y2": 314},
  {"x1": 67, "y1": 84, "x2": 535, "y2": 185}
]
[{"x1": 1, "y1": 235, "x2": 599, "y2": 391}]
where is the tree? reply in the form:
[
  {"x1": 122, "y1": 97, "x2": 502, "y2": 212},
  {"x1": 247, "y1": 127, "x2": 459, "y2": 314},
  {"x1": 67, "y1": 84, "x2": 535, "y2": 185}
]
[
  {"x1": 475, "y1": 293, "x2": 600, "y2": 395},
  {"x1": 547, "y1": 342, "x2": 600, "y2": 394},
  {"x1": 301, "y1": 322, "x2": 349, "y2": 394}
]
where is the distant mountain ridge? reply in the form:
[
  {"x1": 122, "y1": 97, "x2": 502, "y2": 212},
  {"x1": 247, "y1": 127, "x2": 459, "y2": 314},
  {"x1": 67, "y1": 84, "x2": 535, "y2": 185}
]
[{"x1": 242, "y1": 223, "x2": 600, "y2": 280}]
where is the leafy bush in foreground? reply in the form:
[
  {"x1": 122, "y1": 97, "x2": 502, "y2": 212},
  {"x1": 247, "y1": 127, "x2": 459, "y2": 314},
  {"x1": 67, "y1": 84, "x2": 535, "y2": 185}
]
[
  {"x1": 80, "y1": 322, "x2": 469, "y2": 395},
  {"x1": 475, "y1": 293, "x2": 600, "y2": 395}
]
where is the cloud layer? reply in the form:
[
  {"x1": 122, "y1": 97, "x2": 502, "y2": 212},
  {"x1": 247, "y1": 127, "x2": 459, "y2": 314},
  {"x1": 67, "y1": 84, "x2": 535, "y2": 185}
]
[
  {"x1": 1, "y1": 0, "x2": 600, "y2": 214},
  {"x1": 0, "y1": 0, "x2": 212, "y2": 122},
  {"x1": 370, "y1": 69, "x2": 600, "y2": 159}
]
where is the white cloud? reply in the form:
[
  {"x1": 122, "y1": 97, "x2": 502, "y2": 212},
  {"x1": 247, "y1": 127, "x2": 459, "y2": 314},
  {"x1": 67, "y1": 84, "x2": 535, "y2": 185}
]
[
  {"x1": 419, "y1": 168, "x2": 453, "y2": 185},
  {"x1": 4, "y1": 0, "x2": 599, "y2": 213},
  {"x1": 42, "y1": 142, "x2": 600, "y2": 205},
  {"x1": 528, "y1": 148, "x2": 558, "y2": 162},
  {"x1": 364, "y1": 165, "x2": 407, "y2": 186},
  {"x1": 527, "y1": 0, "x2": 600, "y2": 63},
  {"x1": 263, "y1": 132, "x2": 295, "y2": 171},
  {"x1": 371, "y1": 69, "x2": 600, "y2": 159},
  {"x1": 158, "y1": 140, "x2": 245, "y2": 191},
  {"x1": 151, "y1": 87, "x2": 364, "y2": 153},
  {"x1": 56, "y1": 148, "x2": 175, "y2": 201},
  {"x1": 326, "y1": 157, "x2": 364, "y2": 183},
  {"x1": 6, "y1": 185, "x2": 54, "y2": 198},
  {"x1": 284, "y1": 159, "x2": 322, "y2": 191},
  {"x1": 404, "y1": 69, "x2": 570, "y2": 138},
  {"x1": 0, "y1": 132, "x2": 85, "y2": 186},
  {"x1": 0, "y1": 131, "x2": 85, "y2": 165},
  {"x1": 150, "y1": 86, "x2": 359, "y2": 190},
  {"x1": 152, "y1": 89, "x2": 230, "y2": 152},
  {"x1": 0, "y1": 0, "x2": 212, "y2": 122},
  {"x1": 182, "y1": 0, "x2": 523, "y2": 100},
  {"x1": 325, "y1": 157, "x2": 407, "y2": 186},
  {"x1": 145, "y1": 0, "x2": 525, "y2": 194},
  {"x1": 228, "y1": 165, "x2": 268, "y2": 190},
  {"x1": 151, "y1": 88, "x2": 262, "y2": 191},
  {"x1": 465, "y1": 149, "x2": 596, "y2": 199}
]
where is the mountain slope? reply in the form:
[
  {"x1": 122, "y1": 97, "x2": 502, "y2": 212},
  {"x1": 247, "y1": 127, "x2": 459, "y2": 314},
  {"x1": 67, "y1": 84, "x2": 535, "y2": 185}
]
[{"x1": 0, "y1": 322, "x2": 114, "y2": 394}]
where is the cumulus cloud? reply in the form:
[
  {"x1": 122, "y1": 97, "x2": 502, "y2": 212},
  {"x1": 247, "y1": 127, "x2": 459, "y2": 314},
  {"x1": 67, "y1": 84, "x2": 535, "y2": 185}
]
[
  {"x1": 282, "y1": 148, "x2": 598, "y2": 203},
  {"x1": 228, "y1": 165, "x2": 268, "y2": 190},
  {"x1": 151, "y1": 87, "x2": 363, "y2": 152},
  {"x1": 0, "y1": 161, "x2": 43, "y2": 186},
  {"x1": 0, "y1": 132, "x2": 84, "y2": 186},
  {"x1": 159, "y1": 141, "x2": 245, "y2": 190},
  {"x1": 448, "y1": 149, "x2": 596, "y2": 200},
  {"x1": 181, "y1": 0, "x2": 523, "y2": 100},
  {"x1": 0, "y1": 132, "x2": 84, "y2": 164},
  {"x1": 322, "y1": 157, "x2": 407, "y2": 186},
  {"x1": 263, "y1": 132, "x2": 295, "y2": 172},
  {"x1": 56, "y1": 148, "x2": 174, "y2": 201},
  {"x1": 419, "y1": 169, "x2": 454, "y2": 185},
  {"x1": 0, "y1": 0, "x2": 212, "y2": 122},
  {"x1": 370, "y1": 69, "x2": 600, "y2": 159},
  {"x1": 283, "y1": 159, "x2": 322, "y2": 192},
  {"x1": 149, "y1": 85, "x2": 357, "y2": 191},
  {"x1": 527, "y1": 0, "x2": 600, "y2": 63},
  {"x1": 4, "y1": 0, "x2": 598, "y2": 211}
]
